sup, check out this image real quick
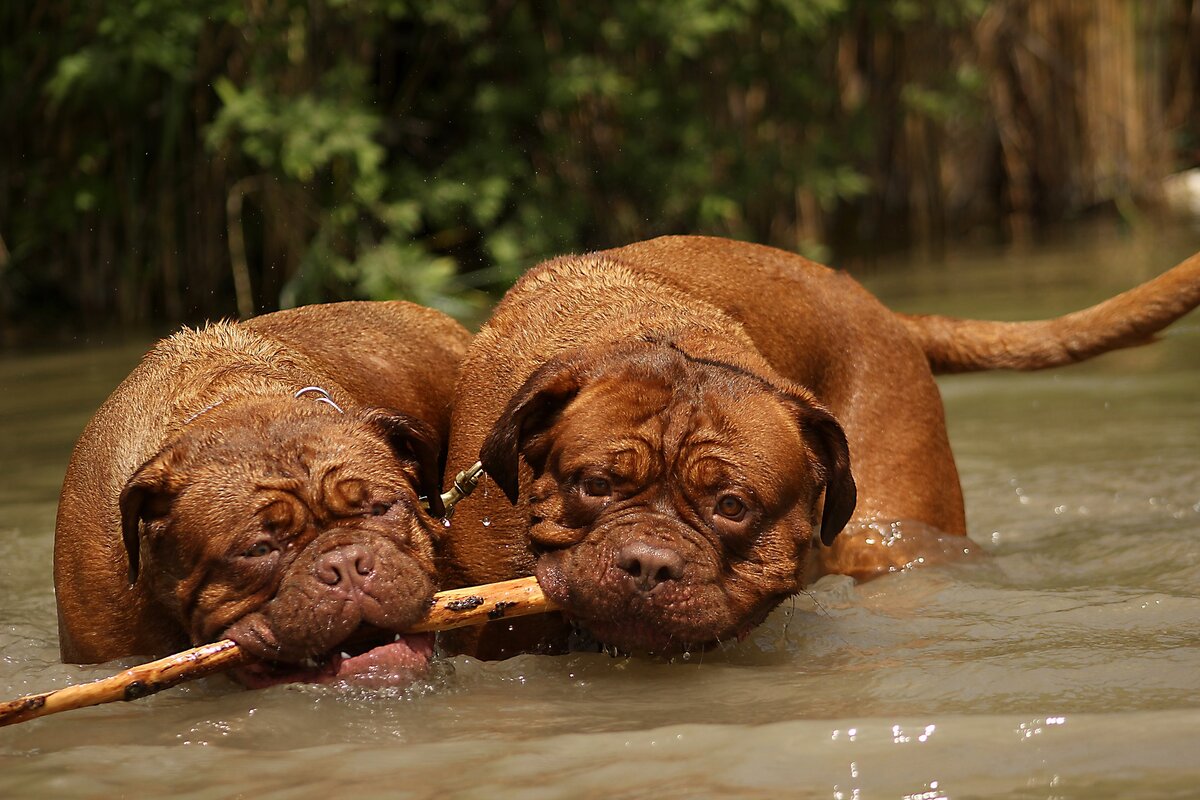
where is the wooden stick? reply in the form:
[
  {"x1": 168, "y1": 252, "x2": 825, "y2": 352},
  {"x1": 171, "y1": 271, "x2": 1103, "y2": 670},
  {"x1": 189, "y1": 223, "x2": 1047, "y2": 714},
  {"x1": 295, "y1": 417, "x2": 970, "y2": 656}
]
[
  {"x1": 0, "y1": 576, "x2": 557, "y2": 727},
  {"x1": 0, "y1": 639, "x2": 249, "y2": 729},
  {"x1": 412, "y1": 575, "x2": 558, "y2": 632}
]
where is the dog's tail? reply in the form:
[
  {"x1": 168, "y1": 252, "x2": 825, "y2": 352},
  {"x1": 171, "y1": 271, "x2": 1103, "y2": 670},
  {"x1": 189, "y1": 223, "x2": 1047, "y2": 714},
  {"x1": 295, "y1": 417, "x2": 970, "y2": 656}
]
[{"x1": 897, "y1": 251, "x2": 1200, "y2": 374}]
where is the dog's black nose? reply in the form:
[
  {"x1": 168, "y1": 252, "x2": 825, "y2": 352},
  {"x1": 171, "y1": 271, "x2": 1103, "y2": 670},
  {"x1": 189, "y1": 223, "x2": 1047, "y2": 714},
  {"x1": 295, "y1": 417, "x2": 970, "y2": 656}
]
[
  {"x1": 315, "y1": 544, "x2": 375, "y2": 588},
  {"x1": 616, "y1": 541, "x2": 684, "y2": 591}
]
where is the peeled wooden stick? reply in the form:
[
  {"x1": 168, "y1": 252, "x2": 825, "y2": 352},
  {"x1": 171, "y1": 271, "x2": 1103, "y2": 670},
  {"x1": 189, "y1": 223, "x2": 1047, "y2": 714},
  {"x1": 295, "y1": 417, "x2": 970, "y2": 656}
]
[
  {"x1": 411, "y1": 575, "x2": 558, "y2": 633},
  {"x1": 0, "y1": 576, "x2": 556, "y2": 728}
]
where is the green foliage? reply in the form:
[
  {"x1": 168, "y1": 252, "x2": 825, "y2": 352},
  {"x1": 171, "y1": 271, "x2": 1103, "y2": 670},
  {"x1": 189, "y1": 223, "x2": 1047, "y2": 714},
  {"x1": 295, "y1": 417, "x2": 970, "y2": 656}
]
[{"x1": 2, "y1": 0, "x2": 991, "y2": 331}]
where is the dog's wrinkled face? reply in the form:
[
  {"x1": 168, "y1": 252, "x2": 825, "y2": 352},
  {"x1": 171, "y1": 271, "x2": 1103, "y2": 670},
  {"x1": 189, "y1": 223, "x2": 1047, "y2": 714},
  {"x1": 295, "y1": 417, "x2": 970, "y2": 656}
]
[
  {"x1": 481, "y1": 344, "x2": 856, "y2": 654},
  {"x1": 119, "y1": 398, "x2": 443, "y2": 687}
]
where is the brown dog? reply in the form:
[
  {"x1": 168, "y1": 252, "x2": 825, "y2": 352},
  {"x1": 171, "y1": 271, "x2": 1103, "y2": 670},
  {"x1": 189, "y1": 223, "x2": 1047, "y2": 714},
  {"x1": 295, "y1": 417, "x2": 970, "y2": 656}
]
[
  {"x1": 440, "y1": 236, "x2": 1200, "y2": 659},
  {"x1": 55, "y1": 301, "x2": 470, "y2": 687}
]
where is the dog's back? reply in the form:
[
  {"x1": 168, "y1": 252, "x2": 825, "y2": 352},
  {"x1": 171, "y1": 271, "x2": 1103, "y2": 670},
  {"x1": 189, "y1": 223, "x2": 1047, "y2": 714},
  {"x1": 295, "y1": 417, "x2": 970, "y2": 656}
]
[{"x1": 245, "y1": 300, "x2": 469, "y2": 432}]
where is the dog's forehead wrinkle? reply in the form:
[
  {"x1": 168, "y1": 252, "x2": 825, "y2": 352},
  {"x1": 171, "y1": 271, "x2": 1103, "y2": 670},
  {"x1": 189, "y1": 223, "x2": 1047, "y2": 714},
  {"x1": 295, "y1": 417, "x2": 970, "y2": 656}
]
[
  {"x1": 578, "y1": 367, "x2": 675, "y2": 411},
  {"x1": 554, "y1": 388, "x2": 668, "y2": 464},
  {"x1": 668, "y1": 421, "x2": 758, "y2": 498},
  {"x1": 228, "y1": 439, "x2": 396, "y2": 519},
  {"x1": 682, "y1": 388, "x2": 810, "y2": 498}
]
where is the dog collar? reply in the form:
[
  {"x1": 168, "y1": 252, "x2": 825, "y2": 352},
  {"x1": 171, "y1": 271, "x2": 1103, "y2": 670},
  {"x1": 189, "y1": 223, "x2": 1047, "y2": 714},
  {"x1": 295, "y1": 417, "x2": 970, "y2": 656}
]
[
  {"x1": 293, "y1": 385, "x2": 344, "y2": 414},
  {"x1": 181, "y1": 399, "x2": 225, "y2": 425},
  {"x1": 182, "y1": 385, "x2": 343, "y2": 427}
]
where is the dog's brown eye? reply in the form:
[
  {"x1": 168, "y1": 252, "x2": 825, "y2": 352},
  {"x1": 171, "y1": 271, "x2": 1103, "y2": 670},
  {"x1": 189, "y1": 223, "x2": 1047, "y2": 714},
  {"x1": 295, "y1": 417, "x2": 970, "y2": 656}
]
[
  {"x1": 715, "y1": 495, "x2": 747, "y2": 521},
  {"x1": 581, "y1": 476, "x2": 612, "y2": 497},
  {"x1": 370, "y1": 502, "x2": 392, "y2": 516},
  {"x1": 243, "y1": 541, "x2": 277, "y2": 558}
]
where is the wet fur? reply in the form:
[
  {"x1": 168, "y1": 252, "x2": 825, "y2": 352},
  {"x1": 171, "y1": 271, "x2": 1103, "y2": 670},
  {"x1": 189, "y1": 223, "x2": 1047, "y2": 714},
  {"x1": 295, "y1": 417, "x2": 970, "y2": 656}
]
[
  {"x1": 440, "y1": 236, "x2": 1200, "y2": 659},
  {"x1": 55, "y1": 301, "x2": 470, "y2": 664}
]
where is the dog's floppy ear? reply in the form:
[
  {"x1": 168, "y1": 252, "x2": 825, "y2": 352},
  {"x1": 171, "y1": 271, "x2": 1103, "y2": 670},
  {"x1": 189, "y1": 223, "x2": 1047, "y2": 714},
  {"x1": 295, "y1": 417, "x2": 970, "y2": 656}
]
[
  {"x1": 795, "y1": 404, "x2": 857, "y2": 546},
  {"x1": 119, "y1": 447, "x2": 185, "y2": 585},
  {"x1": 479, "y1": 358, "x2": 585, "y2": 505},
  {"x1": 363, "y1": 408, "x2": 447, "y2": 518}
]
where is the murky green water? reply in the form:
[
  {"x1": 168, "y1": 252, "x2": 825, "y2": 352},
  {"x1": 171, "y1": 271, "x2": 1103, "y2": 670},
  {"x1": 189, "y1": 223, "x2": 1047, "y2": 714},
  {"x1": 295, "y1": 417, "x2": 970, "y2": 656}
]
[{"x1": 2, "y1": 227, "x2": 1198, "y2": 798}]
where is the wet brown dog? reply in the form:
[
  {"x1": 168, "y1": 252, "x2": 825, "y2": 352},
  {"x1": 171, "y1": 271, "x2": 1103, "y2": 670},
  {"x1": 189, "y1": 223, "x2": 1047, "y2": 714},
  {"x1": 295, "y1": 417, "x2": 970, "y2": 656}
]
[
  {"x1": 55, "y1": 301, "x2": 470, "y2": 687},
  {"x1": 440, "y1": 236, "x2": 1200, "y2": 659}
]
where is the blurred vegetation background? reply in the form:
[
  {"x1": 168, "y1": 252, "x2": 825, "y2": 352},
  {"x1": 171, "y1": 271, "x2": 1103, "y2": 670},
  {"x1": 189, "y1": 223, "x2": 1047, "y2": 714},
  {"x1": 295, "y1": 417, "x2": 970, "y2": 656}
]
[{"x1": 2, "y1": 0, "x2": 1198, "y2": 342}]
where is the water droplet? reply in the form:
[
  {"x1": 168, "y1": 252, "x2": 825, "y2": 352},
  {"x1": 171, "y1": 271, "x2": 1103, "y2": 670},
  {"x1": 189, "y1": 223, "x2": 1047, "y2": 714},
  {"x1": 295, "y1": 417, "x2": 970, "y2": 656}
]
[
  {"x1": 441, "y1": 518, "x2": 451, "y2": 528},
  {"x1": 482, "y1": 517, "x2": 491, "y2": 527}
]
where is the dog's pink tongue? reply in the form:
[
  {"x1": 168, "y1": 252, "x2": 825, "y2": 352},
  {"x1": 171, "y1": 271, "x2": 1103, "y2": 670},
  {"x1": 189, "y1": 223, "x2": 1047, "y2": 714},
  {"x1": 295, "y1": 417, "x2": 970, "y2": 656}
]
[
  {"x1": 230, "y1": 633, "x2": 434, "y2": 690},
  {"x1": 331, "y1": 634, "x2": 434, "y2": 687}
]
